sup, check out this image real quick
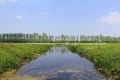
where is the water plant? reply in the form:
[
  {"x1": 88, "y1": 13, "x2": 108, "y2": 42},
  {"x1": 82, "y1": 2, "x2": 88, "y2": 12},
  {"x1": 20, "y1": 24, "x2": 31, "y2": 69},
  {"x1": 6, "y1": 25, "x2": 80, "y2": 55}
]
[
  {"x1": 68, "y1": 43, "x2": 120, "y2": 79},
  {"x1": 0, "y1": 43, "x2": 50, "y2": 73}
]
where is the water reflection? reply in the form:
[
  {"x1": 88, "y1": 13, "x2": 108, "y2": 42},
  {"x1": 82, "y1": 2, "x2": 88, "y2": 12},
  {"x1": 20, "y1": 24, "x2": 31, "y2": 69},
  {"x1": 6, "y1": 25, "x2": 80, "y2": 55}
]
[
  {"x1": 47, "y1": 47, "x2": 70, "y2": 54},
  {"x1": 15, "y1": 46, "x2": 106, "y2": 80}
]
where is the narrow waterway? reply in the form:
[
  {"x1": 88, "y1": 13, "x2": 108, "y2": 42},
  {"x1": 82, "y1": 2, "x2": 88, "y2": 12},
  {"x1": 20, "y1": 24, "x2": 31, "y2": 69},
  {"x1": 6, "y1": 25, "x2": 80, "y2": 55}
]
[{"x1": 6, "y1": 47, "x2": 106, "y2": 80}]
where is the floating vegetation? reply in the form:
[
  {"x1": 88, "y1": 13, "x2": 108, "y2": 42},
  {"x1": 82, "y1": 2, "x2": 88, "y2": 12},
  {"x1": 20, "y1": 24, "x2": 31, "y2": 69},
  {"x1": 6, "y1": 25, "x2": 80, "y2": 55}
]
[
  {"x1": 1, "y1": 75, "x2": 45, "y2": 80},
  {"x1": 57, "y1": 69, "x2": 81, "y2": 73}
]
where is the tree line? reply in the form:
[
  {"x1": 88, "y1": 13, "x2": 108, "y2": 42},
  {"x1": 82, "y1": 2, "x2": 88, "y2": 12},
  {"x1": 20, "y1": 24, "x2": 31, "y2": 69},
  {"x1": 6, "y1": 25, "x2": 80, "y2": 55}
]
[{"x1": 0, "y1": 33, "x2": 120, "y2": 43}]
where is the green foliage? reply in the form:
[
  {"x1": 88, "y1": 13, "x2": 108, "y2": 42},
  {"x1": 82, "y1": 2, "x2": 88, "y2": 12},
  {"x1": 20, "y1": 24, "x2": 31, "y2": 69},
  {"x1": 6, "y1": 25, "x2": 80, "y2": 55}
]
[
  {"x1": 0, "y1": 43, "x2": 50, "y2": 73},
  {"x1": 68, "y1": 43, "x2": 120, "y2": 78},
  {"x1": 1, "y1": 33, "x2": 120, "y2": 43}
]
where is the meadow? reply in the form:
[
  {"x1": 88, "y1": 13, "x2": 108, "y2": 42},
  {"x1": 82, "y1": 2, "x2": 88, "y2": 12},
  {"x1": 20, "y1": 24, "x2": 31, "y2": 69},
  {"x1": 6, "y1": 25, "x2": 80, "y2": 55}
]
[
  {"x1": 0, "y1": 43, "x2": 120, "y2": 80},
  {"x1": 68, "y1": 43, "x2": 120, "y2": 79},
  {"x1": 0, "y1": 43, "x2": 50, "y2": 73}
]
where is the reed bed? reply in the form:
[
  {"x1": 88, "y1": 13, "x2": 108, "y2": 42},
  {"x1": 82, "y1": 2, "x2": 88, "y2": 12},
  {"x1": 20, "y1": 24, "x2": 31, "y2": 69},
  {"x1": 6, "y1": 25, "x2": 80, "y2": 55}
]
[
  {"x1": 68, "y1": 43, "x2": 120, "y2": 79},
  {"x1": 0, "y1": 43, "x2": 50, "y2": 73}
]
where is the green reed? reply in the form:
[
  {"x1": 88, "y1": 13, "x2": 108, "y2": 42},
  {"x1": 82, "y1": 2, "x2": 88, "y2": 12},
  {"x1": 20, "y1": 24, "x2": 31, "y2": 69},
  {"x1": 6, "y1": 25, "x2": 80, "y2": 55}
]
[
  {"x1": 0, "y1": 43, "x2": 50, "y2": 73},
  {"x1": 68, "y1": 43, "x2": 120, "y2": 79}
]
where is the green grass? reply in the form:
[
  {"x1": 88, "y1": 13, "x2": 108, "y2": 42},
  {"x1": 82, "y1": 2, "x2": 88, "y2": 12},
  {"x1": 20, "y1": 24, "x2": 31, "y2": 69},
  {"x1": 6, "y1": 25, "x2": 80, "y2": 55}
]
[
  {"x1": 0, "y1": 43, "x2": 51, "y2": 73},
  {"x1": 68, "y1": 43, "x2": 120, "y2": 79},
  {"x1": 1, "y1": 43, "x2": 120, "y2": 79}
]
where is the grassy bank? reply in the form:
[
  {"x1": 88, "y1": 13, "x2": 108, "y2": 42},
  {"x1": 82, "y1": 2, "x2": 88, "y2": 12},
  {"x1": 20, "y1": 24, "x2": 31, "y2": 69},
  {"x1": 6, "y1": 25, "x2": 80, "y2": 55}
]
[
  {"x1": 67, "y1": 43, "x2": 120, "y2": 79},
  {"x1": 0, "y1": 43, "x2": 51, "y2": 73}
]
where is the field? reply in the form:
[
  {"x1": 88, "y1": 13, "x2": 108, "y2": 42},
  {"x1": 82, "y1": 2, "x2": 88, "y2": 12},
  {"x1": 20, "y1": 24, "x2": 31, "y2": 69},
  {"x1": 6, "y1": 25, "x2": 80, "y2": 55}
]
[
  {"x1": 0, "y1": 43, "x2": 120, "y2": 79},
  {"x1": 0, "y1": 43, "x2": 51, "y2": 73},
  {"x1": 68, "y1": 43, "x2": 120, "y2": 79}
]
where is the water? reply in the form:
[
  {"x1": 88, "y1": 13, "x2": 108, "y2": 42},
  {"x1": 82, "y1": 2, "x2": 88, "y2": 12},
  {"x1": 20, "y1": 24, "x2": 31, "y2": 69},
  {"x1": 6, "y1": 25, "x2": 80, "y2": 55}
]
[{"x1": 10, "y1": 47, "x2": 106, "y2": 80}]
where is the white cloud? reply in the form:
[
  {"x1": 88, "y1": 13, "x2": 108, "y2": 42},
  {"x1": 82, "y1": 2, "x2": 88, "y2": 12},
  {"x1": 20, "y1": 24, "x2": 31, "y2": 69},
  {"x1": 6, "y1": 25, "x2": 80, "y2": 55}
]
[
  {"x1": 16, "y1": 15, "x2": 23, "y2": 20},
  {"x1": 97, "y1": 12, "x2": 120, "y2": 24},
  {"x1": 0, "y1": 0, "x2": 5, "y2": 4},
  {"x1": 41, "y1": 12, "x2": 48, "y2": 16},
  {"x1": 0, "y1": 0, "x2": 16, "y2": 4}
]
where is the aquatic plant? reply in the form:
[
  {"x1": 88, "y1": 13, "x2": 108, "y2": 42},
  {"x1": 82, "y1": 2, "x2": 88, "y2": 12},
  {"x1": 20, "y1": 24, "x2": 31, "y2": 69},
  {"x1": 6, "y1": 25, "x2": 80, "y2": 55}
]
[
  {"x1": 0, "y1": 43, "x2": 50, "y2": 73},
  {"x1": 68, "y1": 43, "x2": 120, "y2": 79}
]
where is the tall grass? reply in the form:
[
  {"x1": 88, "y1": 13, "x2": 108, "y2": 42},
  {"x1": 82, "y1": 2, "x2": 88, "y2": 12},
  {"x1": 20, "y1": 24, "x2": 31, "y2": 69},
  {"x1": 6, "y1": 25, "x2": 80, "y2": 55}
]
[
  {"x1": 68, "y1": 43, "x2": 120, "y2": 79},
  {"x1": 0, "y1": 43, "x2": 50, "y2": 73}
]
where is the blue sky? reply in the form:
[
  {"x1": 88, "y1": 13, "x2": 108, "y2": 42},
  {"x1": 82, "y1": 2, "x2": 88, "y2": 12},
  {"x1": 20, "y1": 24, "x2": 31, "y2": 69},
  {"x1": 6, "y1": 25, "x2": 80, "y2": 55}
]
[{"x1": 0, "y1": 0, "x2": 120, "y2": 36}]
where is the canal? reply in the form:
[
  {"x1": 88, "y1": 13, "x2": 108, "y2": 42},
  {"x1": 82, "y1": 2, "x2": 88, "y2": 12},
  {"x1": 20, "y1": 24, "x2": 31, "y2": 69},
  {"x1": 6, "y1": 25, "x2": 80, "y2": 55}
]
[{"x1": 4, "y1": 46, "x2": 106, "y2": 80}]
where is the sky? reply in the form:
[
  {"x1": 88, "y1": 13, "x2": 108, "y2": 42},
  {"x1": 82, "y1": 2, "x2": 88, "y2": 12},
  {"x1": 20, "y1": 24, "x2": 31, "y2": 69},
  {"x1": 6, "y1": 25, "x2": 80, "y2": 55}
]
[{"x1": 0, "y1": 0, "x2": 120, "y2": 36}]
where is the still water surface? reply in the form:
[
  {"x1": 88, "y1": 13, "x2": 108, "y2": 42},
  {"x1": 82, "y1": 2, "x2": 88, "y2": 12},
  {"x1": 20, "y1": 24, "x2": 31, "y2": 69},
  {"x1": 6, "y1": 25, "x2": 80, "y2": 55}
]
[{"x1": 13, "y1": 47, "x2": 106, "y2": 80}]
